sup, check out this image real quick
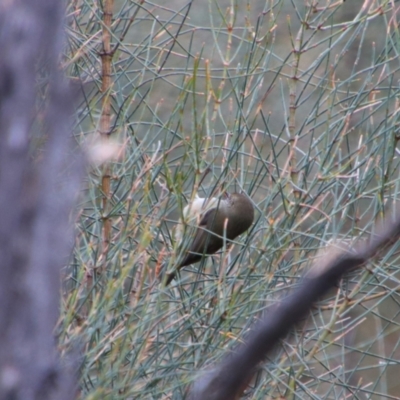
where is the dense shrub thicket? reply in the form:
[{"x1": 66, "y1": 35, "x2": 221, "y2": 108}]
[{"x1": 63, "y1": 1, "x2": 400, "y2": 398}]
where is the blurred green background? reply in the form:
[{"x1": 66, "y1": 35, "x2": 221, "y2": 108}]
[{"x1": 62, "y1": 1, "x2": 400, "y2": 398}]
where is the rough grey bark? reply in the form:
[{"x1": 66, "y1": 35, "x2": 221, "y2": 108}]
[{"x1": 0, "y1": 1, "x2": 83, "y2": 399}]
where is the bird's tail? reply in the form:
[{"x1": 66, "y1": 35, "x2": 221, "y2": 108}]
[
  {"x1": 164, "y1": 270, "x2": 176, "y2": 286},
  {"x1": 158, "y1": 261, "x2": 177, "y2": 286}
]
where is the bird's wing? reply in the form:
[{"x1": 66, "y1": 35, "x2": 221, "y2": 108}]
[
  {"x1": 198, "y1": 207, "x2": 218, "y2": 228},
  {"x1": 188, "y1": 207, "x2": 218, "y2": 253},
  {"x1": 176, "y1": 207, "x2": 220, "y2": 268}
]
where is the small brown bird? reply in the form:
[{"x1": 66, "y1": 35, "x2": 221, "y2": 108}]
[{"x1": 164, "y1": 192, "x2": 254, "y2": 285}]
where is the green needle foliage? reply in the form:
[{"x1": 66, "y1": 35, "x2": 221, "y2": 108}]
[{"x1": 61, "y1": 1, "x2": 400, "y2": 399}]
